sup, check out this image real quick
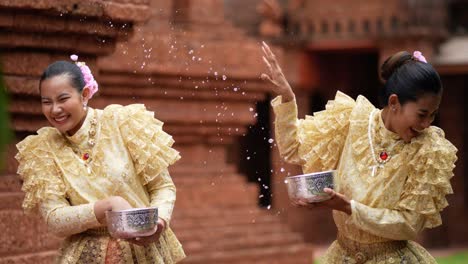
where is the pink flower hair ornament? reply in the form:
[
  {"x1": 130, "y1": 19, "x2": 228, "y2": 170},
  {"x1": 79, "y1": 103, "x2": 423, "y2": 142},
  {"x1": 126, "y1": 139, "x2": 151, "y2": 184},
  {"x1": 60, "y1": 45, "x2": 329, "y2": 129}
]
[
  {"x1": 412, "y1": 51, "x2": 427, "y2": 63},
  {"x1": 70, "y1": 54, "x2": 99, "y2": 99}
]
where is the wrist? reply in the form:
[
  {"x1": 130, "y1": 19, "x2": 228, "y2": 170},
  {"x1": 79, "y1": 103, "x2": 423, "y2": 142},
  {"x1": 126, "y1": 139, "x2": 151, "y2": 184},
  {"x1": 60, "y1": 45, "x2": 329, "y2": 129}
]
[
  {"x1": 93, "y1": 200, "x2": 111, "y2": 225},
  {"x1": 281, "y1": 90, "x2": 295, "y2": 103}
]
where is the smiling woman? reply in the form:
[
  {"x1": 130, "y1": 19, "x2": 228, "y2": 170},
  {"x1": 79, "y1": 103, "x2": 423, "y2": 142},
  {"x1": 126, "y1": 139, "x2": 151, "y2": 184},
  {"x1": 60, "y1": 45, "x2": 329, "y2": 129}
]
[
  {"x1": 261, "y1": 42, "x2": 458, "y2": 264},
  {"x1": 15, "y1": 57, "x2": 186, "y2": 263}
]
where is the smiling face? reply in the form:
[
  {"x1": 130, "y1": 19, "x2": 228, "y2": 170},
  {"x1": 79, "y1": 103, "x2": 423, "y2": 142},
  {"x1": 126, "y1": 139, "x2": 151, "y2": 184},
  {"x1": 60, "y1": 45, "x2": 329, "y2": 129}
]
[
  {"x1": 40, "y1": 74, "x2": 88, "y2": 135},
  {"x1": 387, "y1": 93, "x2": 442, "y2": 142}
]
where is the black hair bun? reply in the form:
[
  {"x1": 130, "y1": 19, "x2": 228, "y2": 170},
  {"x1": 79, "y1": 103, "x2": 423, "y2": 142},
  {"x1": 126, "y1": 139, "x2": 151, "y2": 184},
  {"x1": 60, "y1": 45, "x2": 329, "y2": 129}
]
[{"x1": 380, "y1": 51, "x2": 413, "y2": 82}]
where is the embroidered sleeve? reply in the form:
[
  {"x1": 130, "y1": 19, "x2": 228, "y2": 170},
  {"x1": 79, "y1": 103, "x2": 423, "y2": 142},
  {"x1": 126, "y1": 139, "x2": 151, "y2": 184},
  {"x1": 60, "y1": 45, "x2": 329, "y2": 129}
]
[
  {"x1": 118, "y1": 104, "x2": 181, "y2": 185},
  {"x1": 271, "y1": 91, "x2": 355, "y2": 172},
  {"x1": 146, "y1": 168, "x2": 176, "y2": 226},
  {"x1": 397, "y1": 127, "x2": 457, "y2": 229},
  {"x1": 350, "y1": 200, "x2": 425, "y2": 240},
  {"x1": 16, "y1": 132, "x2": 100, "y2": 237},
  {"x1": 39, "y1": 198, "x2": 100, "y2": 237}
]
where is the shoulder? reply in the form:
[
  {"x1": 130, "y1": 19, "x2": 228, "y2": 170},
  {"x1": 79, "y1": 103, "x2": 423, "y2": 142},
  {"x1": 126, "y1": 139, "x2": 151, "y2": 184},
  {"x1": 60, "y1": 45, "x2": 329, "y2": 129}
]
[
  {"x1": 406, "y1": 126, "x2": 457, "y2": 186},
  {"x1": 16, "y1": 127, "x2": 61, "y2": 155},
  {"x1": 348, "y1": 94, "x2": 377, "y2": 123},
  {"x1": 101, "y1": 104, "x2": 155, "y2": 122},
  {"x1": 411, "y1": 126, "x2": 457, "y2": 158}
]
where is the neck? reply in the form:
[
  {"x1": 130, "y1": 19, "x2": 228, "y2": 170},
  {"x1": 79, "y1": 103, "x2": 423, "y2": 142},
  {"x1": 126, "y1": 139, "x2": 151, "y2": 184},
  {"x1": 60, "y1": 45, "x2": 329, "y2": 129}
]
[
  {"x1": 67, "y1": 109, "x2": 88, "y2": 136},
  {"x1": 380, "y1": 107, "x2": 396, "y2": 133}
]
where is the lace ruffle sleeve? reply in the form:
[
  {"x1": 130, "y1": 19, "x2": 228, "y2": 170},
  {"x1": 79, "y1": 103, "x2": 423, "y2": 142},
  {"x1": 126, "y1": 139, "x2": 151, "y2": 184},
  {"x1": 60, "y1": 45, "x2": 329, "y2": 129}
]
[
  {"x1": 118, "y1": 104, "x2": 181, "y2": 185},
  {"x1": 272, "y1": 91, "x2": 355, "y2": 172},
  {"x1": 297, "y1": 91, "x2": 356, "y2": 172},
  {"x1": 397, "y1": 127, "x2": 457, "y2": 228},
  {"x1": 15, "y1": 129, "x2": 67, "y2": 213}
]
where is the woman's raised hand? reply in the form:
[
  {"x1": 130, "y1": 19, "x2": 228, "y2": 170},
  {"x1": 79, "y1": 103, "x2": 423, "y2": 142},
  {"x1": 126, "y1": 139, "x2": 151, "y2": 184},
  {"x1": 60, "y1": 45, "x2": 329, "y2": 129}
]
[{"x1": 260, "y1": 41, "x2": 295, "y2": 102}]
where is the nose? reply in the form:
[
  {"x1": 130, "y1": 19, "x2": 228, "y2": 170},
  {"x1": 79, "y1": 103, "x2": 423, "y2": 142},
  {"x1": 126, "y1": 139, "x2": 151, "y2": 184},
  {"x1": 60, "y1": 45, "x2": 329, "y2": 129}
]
[
  {"x1": 52, "y1": 103, "x2": 62, "y2": 114},
  {"x1": 421, "y1": 117, "x2": 432, "y2": 129}
]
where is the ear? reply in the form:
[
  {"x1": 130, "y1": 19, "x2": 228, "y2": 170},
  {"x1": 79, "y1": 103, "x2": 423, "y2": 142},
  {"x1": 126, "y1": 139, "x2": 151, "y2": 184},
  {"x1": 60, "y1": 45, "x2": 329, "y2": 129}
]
[
  {"x1": 81, "y1": 86, "x2": 90, "y2": 104},
  {"x1": 387, "y1": 94, "x2": 401, "y2": 111}
]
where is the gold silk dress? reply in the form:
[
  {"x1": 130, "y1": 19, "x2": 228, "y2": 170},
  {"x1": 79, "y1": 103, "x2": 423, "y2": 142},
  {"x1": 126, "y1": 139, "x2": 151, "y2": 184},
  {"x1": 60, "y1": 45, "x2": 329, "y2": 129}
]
[
  {"x1": 272, "y1": 91, "x2": 457, "y2": 264},
  {"x1": 15, "y1": 104, "x2": 186, "y2": 264}
]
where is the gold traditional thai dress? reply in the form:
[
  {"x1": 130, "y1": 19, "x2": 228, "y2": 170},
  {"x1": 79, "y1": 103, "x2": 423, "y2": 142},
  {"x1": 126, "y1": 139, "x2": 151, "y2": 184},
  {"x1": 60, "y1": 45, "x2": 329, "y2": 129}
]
[
  {"x1": 272, "y1": 91, "x2": 457, "y2": 264},
  {"x1": 15, "y1": 104, "x2": 186, "y2": 264}
]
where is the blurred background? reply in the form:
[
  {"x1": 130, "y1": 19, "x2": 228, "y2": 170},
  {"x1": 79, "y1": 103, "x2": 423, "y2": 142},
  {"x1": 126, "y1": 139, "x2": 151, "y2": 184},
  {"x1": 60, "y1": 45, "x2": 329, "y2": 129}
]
[{"x1": 0, "y1": 0, "x2": 467, "y2": 263}]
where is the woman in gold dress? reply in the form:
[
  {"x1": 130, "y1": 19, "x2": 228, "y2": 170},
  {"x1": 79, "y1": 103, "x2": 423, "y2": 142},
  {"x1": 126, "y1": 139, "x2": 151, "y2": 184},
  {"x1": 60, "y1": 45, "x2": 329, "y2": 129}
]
[
  {"x1": 15, "y1": 56, "x2": 185, "y2": 263},
  {"x1": 261, "y1": 42, "x2": 457, "y2": 263}
]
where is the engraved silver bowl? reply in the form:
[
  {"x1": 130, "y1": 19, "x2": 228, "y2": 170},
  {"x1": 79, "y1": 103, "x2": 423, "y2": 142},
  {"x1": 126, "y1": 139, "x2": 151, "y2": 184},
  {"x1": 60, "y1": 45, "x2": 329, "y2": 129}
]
[
  {"x1": 284, "y1": 170, "x2": 335, "y2": 203},
  {"x1": 106, "y1": 207, "x2": 158, "y2": 239}
]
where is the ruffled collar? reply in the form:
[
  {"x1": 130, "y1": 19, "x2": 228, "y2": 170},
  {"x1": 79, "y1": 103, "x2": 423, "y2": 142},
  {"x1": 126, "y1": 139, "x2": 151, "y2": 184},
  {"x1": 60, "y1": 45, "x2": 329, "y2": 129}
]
[
  {"x1": 65, "y1": 108, "x2": 94, "y2": 148},
  {"x1": 376, "y1": 110, "x2": 401, "y2": 141}
]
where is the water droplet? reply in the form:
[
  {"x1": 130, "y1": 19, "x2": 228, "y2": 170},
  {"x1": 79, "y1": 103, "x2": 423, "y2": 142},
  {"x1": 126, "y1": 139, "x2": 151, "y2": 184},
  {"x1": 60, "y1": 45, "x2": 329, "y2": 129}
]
[
  {"x1": 214, "y1": 71, "x2": 218, "y2": 76},
  {"x1": 268, "y1": 138, "x2": 274, "y2": 144},
  {"x1": 246, "y1": 156, "x2": 251, "y2": 160},
  {"x1": 267, "y1": 205, "x2": 271, "y2": 210},
  {"x1": 249, "y1": 107, "x2": 254, "y2": 112},
  {"x1": 222, "y1": 75, "x2": 227, "y2": 81},
  {"x1": 280, "y1": 167, "x2": 285, "y2": 172},
  {"x1": 188, "y1": 49, "x2": 194, "y2": 54}
]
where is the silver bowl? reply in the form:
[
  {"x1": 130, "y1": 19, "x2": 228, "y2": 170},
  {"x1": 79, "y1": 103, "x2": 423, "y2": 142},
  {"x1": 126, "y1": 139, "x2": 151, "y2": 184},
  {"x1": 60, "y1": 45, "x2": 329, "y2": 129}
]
[
  {"x1": 106, "y1": 207, "x2": 158, "y2": 239},
  {"x1": 284, "y1": 170, "x2": 335, "y2": 203}
]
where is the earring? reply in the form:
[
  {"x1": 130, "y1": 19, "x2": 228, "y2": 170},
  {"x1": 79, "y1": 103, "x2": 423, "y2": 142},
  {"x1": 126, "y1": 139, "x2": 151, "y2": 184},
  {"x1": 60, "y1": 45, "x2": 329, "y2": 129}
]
[{"x1": 83, "y1": 103, "x2": 87, "y2": 111}]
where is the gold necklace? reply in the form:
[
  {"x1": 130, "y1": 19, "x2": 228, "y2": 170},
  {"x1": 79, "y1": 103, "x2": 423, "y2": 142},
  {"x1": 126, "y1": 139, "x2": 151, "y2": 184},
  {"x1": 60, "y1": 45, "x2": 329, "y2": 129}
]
[
  {"x1": 368, "y1": 109, "x2": 399, "y2": 176},
  {"x1": 68, "y1": 110, "x2": 98, "y2": 174}
]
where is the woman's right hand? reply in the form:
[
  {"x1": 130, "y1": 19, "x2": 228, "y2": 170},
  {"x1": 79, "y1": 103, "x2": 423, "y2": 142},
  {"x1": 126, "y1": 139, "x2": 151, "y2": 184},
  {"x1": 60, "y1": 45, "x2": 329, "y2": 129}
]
[
  {"x1": 260, "y1": 41, "x2": 295, "y2": 102},
  {"x1": 94, "y1": 196, "x2": 133, "y2": 225}
]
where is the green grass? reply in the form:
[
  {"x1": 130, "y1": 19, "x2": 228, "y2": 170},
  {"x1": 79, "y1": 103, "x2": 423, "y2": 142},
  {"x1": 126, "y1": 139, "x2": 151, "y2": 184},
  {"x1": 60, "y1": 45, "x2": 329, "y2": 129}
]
[
  {"x1": 435, "y1": 250, "x2": 468, "y2": 264},
  {"x1": 313, "y1": 250, "x2": 468, "y2": 264}
]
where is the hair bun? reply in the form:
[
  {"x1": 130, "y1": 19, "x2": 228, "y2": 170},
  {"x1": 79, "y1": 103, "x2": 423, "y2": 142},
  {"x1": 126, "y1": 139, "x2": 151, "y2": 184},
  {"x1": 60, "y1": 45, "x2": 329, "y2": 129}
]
[{"x1": 380, "y1": 51, "x2": 413, "y2": 82}]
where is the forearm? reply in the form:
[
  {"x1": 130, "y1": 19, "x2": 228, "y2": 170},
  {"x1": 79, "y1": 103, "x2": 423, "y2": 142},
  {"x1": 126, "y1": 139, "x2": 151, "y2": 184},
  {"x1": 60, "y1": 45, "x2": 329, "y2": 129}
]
[
  {"x1": 41, "y1": 201, "x2": 101, "y2": 237},
  {"x1": 147, "y1": 169, "x2": 176, "y2": 226},
  {"x1": 271, "y1": 96, "x2": 305, "y2": 165},
  {"x1": 350, "y1": 200, "x2": 426, "y2": 240}
]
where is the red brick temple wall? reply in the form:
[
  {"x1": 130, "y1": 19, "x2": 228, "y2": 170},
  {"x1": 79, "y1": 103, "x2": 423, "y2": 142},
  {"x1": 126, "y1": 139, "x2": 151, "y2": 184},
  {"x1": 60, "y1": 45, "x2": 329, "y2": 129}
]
[{"x1": 0, "y1": 0, "x2": 315, "y2": 263}]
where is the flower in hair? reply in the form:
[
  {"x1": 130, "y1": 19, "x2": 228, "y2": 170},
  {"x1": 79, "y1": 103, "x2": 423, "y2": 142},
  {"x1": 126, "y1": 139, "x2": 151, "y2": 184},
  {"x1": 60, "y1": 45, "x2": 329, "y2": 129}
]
[
  {"x1": 413, "y1": 51, "x2": 427, "y2": 63},
  {"x1": 70, "y1": 54, "x2": 99, "y2": 98}
]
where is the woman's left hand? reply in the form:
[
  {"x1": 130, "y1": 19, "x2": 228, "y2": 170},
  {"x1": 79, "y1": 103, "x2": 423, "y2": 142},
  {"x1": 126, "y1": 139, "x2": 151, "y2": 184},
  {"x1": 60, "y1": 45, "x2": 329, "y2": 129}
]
[
  {"x1": 293, "y1": 188, "x2": 352, "y2": 215},
  {"x1": 127, "y1": 218, "x2": 166, "y2": 247}
]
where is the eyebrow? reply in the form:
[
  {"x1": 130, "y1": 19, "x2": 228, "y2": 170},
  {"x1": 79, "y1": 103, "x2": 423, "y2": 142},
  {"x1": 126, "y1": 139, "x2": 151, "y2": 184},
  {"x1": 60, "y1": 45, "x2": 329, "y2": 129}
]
[
  {"x1": 41, "y1": 92, "x2": 70, "y2": 100},
  {"x1": 419, "y1": 109, "x2": 439, "y2": 115}
]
